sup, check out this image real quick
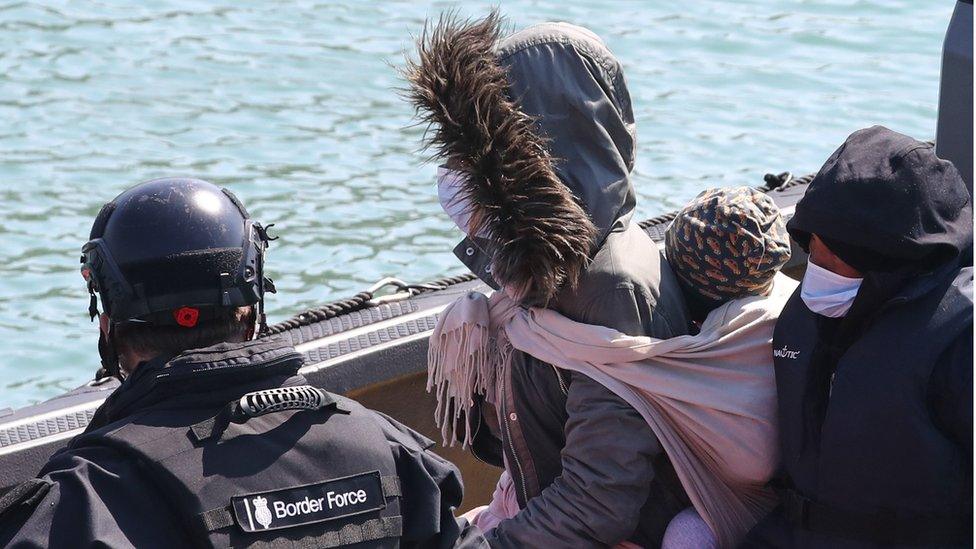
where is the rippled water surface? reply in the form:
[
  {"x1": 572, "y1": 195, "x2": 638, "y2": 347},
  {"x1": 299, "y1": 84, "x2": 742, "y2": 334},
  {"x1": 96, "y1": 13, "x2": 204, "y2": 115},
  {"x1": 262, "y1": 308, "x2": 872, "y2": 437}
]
[{"x1": 0, "y1": 1, "x2": 952, "y2": 408}]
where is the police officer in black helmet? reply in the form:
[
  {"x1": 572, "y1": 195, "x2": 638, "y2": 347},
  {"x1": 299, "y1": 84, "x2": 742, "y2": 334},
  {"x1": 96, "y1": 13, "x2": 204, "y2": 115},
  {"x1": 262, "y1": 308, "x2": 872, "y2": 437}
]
[{"x1": 0, "y1": 178, "x2": 486, "y2": 548}]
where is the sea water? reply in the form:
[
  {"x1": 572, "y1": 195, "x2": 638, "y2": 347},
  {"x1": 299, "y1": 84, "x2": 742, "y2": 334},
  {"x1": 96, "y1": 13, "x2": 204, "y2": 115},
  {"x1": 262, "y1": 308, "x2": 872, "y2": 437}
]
[{"x1": 0, "y1": 0, "x2": 951, "y2": 407}]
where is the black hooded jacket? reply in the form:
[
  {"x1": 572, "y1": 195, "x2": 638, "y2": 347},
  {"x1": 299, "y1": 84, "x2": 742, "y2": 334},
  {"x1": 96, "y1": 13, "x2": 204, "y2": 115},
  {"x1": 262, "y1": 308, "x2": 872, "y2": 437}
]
[
  {"x1": 743, "y1": 127, "x2": 974, "y2": 548},
  {"x1": 0, "y1": 339, "x2": 483, "y2": 548},
  {"x1": 407, "y1": 16, "x2": 691, "y2": 548}
]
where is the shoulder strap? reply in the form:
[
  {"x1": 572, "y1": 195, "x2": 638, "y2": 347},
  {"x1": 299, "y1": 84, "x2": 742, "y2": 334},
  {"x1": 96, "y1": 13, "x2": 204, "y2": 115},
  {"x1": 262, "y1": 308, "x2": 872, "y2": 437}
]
[
  {"x1": 0, "y1": 479, "x2": 51, "y2": 519},
  {"x1": 248, "y1": 516, "x2": 403, "y2": 549}
]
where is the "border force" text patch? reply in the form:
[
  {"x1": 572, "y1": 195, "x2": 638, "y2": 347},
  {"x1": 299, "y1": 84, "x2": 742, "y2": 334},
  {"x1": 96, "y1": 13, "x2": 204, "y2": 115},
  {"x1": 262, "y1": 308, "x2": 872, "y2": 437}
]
[{"x1": 231, "y1": 471, "x2": 386, "y2": 532}]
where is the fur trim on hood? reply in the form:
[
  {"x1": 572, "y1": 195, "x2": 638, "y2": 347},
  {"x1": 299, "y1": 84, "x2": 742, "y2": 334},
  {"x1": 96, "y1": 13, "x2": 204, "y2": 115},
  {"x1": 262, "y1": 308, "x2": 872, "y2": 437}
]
[{"x1": 404, "y1": 11, "x2": 597, "y2": 305}]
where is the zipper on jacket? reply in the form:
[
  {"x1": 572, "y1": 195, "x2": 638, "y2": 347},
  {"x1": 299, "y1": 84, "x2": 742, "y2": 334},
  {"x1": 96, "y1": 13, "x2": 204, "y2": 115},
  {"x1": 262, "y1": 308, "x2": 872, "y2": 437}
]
[
  {"x1": 468, "y1": 410, "x2": 489, "y2": 465},
  {"x1": 467, "y1": 407, "x2": 499, "y2": 468},
  {"x1": 501, "y1": 372, "x2": 530, "y2": 505},
  {"x1": 551, "y1": 365, "x2": 569, "y2": 395}
]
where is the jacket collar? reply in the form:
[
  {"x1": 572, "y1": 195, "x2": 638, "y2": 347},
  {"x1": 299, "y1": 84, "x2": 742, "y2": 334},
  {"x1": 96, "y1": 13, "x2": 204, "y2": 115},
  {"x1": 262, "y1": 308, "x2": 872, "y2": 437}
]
[
  {"x1": 877, "y1": 257, "x2": 963, "y2": 309},
  {"x1": 88, "y1": 337, "x2": 304, "y2": 429},
  {"x1": 454, "y1": 237, "x2": 499, "y2": 290},
  {"x1": 830, "y1": 257, "x2": 965, "y2": 341}
]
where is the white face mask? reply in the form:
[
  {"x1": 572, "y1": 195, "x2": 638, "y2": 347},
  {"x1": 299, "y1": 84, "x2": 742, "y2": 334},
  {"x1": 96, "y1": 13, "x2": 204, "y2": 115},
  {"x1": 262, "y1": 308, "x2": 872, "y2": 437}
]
[
  {"x1": 436, "y1": 167, "x2": 477, "y2": 236},
  {"x1": 800, "y1": 260, "x2": 863, "y2": 318}
]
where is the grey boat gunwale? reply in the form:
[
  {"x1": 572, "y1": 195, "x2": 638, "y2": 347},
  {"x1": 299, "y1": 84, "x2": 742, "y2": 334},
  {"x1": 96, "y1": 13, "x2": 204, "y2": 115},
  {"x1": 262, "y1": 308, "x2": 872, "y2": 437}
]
[{"x1": 0, "y1": 175, "x2": 809, "y2": 495}]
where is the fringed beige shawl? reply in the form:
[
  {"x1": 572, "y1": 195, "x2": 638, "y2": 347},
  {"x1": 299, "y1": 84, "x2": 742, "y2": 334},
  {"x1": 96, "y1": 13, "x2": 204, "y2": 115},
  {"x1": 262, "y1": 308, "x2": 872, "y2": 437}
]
[{"x1": 428, "y1": 274, "x2": 797, "y2": 548}]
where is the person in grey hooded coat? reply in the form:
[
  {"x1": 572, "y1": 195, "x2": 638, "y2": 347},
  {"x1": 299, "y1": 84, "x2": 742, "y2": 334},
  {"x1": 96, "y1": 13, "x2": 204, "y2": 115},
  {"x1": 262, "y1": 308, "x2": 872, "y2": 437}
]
[{"x1": 407, "y1": 12, "x2": 692, "y2": 547}]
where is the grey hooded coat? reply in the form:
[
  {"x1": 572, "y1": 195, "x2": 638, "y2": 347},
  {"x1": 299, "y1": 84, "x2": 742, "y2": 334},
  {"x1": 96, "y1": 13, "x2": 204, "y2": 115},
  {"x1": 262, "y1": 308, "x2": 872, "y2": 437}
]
[{"x1": 408, "y1": 16, "x2": 693, "y2": 547}]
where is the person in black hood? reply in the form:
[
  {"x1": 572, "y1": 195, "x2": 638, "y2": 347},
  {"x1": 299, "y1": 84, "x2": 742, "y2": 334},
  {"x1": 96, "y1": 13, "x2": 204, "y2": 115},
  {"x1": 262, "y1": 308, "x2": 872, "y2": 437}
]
[
  {"x1": 407, "y1": 12, "x2": 692, "y2": 548},
  {"x1": 742, "y1": 126, "x2": 973, "y2": 548},
  {"x1": 0, "y1": 178, "x2": 484, "y2": 548}
]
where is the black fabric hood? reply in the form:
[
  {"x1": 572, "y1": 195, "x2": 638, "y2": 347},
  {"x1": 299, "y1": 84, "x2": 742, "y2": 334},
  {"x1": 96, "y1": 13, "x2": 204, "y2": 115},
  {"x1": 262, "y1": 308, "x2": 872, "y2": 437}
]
[
  {"x1": 788, "y1": 125, "x2": 973, "y2": 273},
  {"x1": 406, "y1": 12, "x2": 636, "y2": 305}
]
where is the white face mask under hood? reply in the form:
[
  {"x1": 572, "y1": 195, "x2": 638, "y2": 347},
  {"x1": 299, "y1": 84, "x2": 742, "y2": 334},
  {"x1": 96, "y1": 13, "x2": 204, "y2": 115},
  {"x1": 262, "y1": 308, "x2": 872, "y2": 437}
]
[
  {"x1": 437, "y1": 167, "x2": 479, "y2": 237},
  {"x1": 800, "y1": 261, "x2": 863, "y2": 318}
]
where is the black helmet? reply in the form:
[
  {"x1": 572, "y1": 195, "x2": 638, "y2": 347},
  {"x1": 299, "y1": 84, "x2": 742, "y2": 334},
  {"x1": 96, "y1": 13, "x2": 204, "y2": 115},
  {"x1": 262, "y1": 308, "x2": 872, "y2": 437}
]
[{"x1": 81, "y1": 177, "x2": 276, "y2": 377}]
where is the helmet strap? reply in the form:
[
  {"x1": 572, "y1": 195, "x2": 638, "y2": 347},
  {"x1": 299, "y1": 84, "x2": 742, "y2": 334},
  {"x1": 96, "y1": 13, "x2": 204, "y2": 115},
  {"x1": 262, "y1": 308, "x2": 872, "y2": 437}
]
[
  {"x1": 254, "y1": 222, "x2": 277, "y2": 338},
  {"x1": 257, "y1": 296, "x2": 268, "y2": 337},
  {"x1": 96, "y1": 327, "x2": 122, "y2": 381},
  {"x1": 88, "y1": 293, "x2": 99, "y2": 322},
  {"x1": 87, "y1": 284, "x2": 119, "y2": 380}
]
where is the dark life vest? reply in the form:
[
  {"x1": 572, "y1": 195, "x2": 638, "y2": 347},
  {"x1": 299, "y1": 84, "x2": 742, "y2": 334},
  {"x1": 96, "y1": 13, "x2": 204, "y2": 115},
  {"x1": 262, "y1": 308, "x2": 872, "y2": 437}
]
[
  {"x1": 67, "y1": 340, "x2": 407, "y2": 548},
  {"x1": 772, "y1": 264, "x2": 973, "y2": 545},
  {"x1": 75, "y1": 387, "x2": 404, "y2": 548}
]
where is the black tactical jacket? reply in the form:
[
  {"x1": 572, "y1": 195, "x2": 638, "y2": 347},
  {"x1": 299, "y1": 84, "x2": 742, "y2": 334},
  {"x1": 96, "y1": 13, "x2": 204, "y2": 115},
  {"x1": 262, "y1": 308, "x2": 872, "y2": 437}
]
[{"x1": 0, "y1": 338, "x2": 484, "y2": 548}]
